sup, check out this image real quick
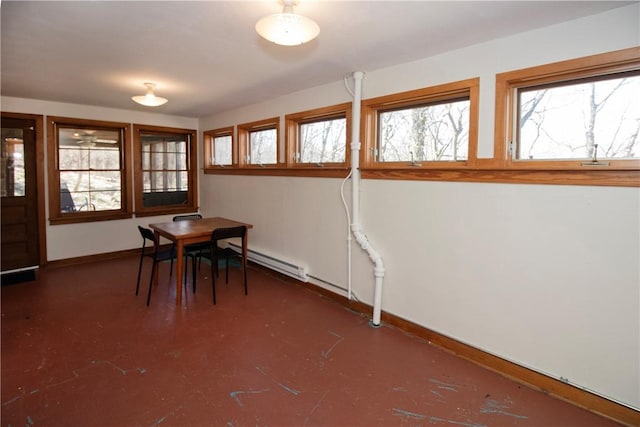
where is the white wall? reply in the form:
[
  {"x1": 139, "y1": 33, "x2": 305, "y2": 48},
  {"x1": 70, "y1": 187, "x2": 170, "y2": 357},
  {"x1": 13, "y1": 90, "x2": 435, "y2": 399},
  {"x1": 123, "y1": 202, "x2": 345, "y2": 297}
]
[
  {"x1": 199, "y1": 5, "x2": 640, "y2": 409},
  {"x1": 0, "y1": 97, "x2": 199, "y2": 260}
]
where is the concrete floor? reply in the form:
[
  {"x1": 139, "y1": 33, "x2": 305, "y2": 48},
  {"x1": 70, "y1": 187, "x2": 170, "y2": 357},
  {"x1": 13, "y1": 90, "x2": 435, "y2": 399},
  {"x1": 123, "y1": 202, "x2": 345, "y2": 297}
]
[{"x1": 1, "y1": 256, "x2": 621, "y2": 426}]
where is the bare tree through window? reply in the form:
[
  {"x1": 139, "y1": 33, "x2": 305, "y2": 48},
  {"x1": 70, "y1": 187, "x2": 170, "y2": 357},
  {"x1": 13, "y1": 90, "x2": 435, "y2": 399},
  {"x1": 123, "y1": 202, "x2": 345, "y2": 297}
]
[
  {"x1": 299, "y1": 117, "x2": 346, "y2": 163},
  {"x1": 518, "y1": 74, "x2": 640, "y2": 160},
  {"x1": 378, "y1": 99, "x2": 470, "y2": 162}
]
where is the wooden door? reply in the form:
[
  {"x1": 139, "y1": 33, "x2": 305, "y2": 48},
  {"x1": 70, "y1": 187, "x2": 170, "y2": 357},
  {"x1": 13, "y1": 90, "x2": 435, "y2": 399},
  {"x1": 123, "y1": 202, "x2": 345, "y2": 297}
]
[{"x1": 1, "y1": 117, "x2": 40, "y2": 272}]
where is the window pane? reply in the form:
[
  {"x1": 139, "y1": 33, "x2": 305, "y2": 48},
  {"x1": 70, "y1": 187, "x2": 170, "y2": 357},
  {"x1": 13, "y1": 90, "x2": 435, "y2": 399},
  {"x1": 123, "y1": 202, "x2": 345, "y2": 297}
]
[
  {"x1": 175, "y1": 140, "x2": 186, "y2": 153},
  {"x1": 91, "y1": 171, "x2": 121, "y2": 191},
  {"x1": 150, "y1": 171, "x2": 165, "y2": 190},
  {"x1": 249, "y1": 129, "x2": 277, "y2": 164},
  {"x1": 518, "y1": 74, "x2": 640, "y2": 160},
  {"x1": 299, "y1": 118, "x2": 346, "y2": 163},
  {"x1": 140, "y1": 132, "x2": 191, "y2": 199},
  {"x1": 142, "y1": 171, "x2": 151, "y2": 192},
  {"x1": 1, "y1": 129, "x2": 25, "y2": 197},
  {"x1": 56, "y1": 127, "x2": 123, "y2": 213},
  {"x1": 151, "y1": 152, "x2": 164, "y2": 169},
  {"x1": 88, "y1": 190, "x2": 121, "y2": 210},
  {"x1": 213, "y1": 135, "x2": 232, "y2": 165},
  {"x1": 141, "y1": 151, "x2": 150, "y2": 170},
  {"x1": 178, "y1": 171, "x2": 188, "y2": 190},
  {"x1": 59, "y1": 171, "x2": 121, "y2": 211},
  {"x1": 378, "y1": 99, "x2": 469, "y2": 162},
  {"x1": 60, "y1": 171, "x2": 90, "y2": 192},
  {"x1": 175, "y1": 152, "x2": 187, "y2": 169},
  {"x1": 89, "y1": 147, "x2": 120, "y2": 170},
  {"x1": 59, "y1": 147, "x2": 89, "y2": 170}
]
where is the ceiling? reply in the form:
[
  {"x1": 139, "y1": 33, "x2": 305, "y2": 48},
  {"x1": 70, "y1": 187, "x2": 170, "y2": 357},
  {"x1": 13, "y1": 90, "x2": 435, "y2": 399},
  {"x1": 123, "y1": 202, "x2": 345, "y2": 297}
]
[{"x1": 1, "y1": 1, "x2": 633, "y2": 118}]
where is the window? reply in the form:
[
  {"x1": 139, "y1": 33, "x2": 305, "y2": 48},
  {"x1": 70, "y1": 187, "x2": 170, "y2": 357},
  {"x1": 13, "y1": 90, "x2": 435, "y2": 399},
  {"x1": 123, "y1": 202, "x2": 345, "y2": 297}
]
[
  {"x1": 204, "y1": 126, "x2": 234, "y2": 169},
  {"x1": 133, "y1": 124, "x2": 197, "y2": 216},
  {"x1": 362, "y1": 78, "x2": 479, "y2": 170},
  {"x1": 495, "y1": 47, "x2": 640, "y2": 172},
  {"x1": 285, "y1": 103, "x2": 351, "y2": 171},
  {"x1": 237, "y1": 117, "x2": 280, "y2": 167},
  {"x1": 47, "y1": 117, "x2": 131, "y2": 224},
  {"x1": 2, "y1": 131, "x2": 25, "y2": 197}
]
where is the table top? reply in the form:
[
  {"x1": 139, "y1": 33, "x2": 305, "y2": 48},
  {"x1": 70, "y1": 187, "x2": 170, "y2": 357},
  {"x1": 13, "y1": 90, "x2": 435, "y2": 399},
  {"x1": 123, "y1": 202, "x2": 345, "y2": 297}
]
[{"x1": 149, "y1": 216, "x2": 253, "y2": 240}]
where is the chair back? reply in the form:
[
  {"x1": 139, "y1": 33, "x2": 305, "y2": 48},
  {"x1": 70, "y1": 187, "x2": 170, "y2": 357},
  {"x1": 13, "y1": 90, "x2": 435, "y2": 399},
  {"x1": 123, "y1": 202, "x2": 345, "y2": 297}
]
[
  {"x1": 211, "y1": 225, "x2": 246, "y2": 244},
  {"x1": 138, "y1": 226, "x2": 157, "y2": 247},
  {"x1": 173, "y1": 214, "x2": 203, "y2": 222}
]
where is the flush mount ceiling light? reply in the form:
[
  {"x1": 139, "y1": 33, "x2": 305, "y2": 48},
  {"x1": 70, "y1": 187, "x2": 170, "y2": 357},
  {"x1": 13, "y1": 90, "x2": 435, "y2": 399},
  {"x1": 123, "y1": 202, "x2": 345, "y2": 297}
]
[
  {"x1": 131, "y1": 82, "x2": 168, "y2": 107},
  {"x1": 255, "y1": 0, "x2": 320, "y2": 46}
]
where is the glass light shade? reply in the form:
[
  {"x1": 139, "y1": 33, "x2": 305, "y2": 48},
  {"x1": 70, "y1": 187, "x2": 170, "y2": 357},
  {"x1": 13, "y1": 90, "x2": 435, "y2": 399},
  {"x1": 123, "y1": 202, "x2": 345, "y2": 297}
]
[
  {"x1": 255, "y1": 12, "x2": 319, "y2": 46},
  {"x1": 132, "y1": 83, "x2": 168, "y2": 107}
]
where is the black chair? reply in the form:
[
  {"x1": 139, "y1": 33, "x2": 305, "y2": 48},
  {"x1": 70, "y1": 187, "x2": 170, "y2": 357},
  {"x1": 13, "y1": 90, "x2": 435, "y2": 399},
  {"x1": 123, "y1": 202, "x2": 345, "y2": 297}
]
[
  {"x1": 135, "y1": 226, "x2": 177, "y2": 306},
  {"x1": 172, "y1": 214, "x2": 208, "y2": 292},
  {"x1": 200, "y1": 226, "x2": 248, "y2": 305}
]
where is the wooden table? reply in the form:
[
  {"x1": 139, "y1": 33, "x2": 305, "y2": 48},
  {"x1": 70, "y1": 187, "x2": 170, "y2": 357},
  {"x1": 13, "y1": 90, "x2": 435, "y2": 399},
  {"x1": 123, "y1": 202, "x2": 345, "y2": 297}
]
[{"x1": 149, "y1": 216, "x2": 253, "y2": 305}]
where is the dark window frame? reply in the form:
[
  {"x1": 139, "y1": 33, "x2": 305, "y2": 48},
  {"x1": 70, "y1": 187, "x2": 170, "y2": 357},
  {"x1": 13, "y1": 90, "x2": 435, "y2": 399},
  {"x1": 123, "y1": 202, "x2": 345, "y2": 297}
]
[
  {"x1": 47, "y1": 116, "x2": 132, "y2": 225},
  {"x1": 133, "y1": 124, "x2": 198, "y2": 217}
]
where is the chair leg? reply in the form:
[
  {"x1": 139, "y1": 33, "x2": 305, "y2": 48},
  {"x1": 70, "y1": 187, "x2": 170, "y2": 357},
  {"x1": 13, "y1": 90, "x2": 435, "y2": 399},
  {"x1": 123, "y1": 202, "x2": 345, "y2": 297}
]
[
  {"x1": 146, "y1": 260, "x2": 157, "y2": 306},
  {"x1": 192, "y1": 255, "x2": 197, "y2": 294},
  {"x1": 135, "y1": 253, "x2": 145, "y2": 296},
  {"x1": 211, "y1": 257, "x2": 217, "y2": 305},
  {"x1": 242, "y1": 256, "x2": 248, "y2": 296},
  {"x1": 225, "y1": 256, "x2": 229, "y2": 284},
  {"x1": 183, "y1": 255, "x2": 188, "y2": 286}
]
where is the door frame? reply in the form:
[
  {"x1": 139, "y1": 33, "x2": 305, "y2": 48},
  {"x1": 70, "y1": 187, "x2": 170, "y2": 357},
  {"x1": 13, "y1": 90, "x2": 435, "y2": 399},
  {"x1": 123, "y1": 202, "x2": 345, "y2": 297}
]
[{"x1": 2, "y1": 112, "x2": 47, "y2": 266}]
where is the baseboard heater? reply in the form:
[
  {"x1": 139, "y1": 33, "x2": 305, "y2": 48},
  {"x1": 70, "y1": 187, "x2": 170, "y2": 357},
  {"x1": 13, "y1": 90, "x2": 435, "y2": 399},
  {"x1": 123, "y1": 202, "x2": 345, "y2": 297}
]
[{"x1": 227, "y1": 243, "x2": 308, "y2": 282}]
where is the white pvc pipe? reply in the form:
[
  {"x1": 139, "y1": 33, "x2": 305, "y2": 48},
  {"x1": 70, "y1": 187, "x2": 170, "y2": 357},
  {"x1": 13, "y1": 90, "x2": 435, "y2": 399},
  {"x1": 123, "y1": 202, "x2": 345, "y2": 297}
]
[{"x1": 348, "y1": 71, "x2": 385, "y2": 327}]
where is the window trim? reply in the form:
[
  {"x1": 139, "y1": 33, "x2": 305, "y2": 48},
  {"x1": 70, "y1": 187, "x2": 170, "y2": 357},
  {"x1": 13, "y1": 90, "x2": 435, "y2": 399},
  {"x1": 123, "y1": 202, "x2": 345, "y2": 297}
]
[
  {"x1": 237, "y1": 117, "x2": 282, "y2": 169},
  {"x1": 204, "y1": 126, "x2": 235, "y2": 170},
  {"x1": 285, "y1": 102, "x2": 351, "y2": 173},
  {"x1": 494, "y1": 47, "x2": 640, "y2": 171},
  {"x1": 133, "y1": 124, "x2": 198, "y2": 217},
  {"x1": 47, "y1": 116, "x2": 132, "y2": 225},
  {"x1": 362, "y1": 78, "x2": 479, "y2": 171}
]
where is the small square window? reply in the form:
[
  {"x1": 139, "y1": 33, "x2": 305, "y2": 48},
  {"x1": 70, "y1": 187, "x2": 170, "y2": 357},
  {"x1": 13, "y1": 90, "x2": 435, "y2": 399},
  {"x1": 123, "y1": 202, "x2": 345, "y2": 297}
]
[
  {"x1": 285, "y1": 103, "x2": 351, "y2": 173},
  {"x1": 298, "y1": 117, "x2": 346, "y2": 164},
  {"x1": 237, "y1": 118, "x2": 281, "y2": 168},
  {"x1": 204, "y1": 127, "x2": 234, "y2": 169},
  {"x1": 249, "y1": 128, "x2": 277, "y2": 165}
]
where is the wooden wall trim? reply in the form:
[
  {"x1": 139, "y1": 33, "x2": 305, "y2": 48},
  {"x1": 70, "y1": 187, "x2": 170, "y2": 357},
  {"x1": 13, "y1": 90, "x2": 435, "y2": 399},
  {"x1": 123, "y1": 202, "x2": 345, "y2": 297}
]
[
  {"x1": 362, "y1": 168, "x2": 640, "y2": 187},
  {"x1": 45, "y1": 248, "x2": 141, "y2": 269}
]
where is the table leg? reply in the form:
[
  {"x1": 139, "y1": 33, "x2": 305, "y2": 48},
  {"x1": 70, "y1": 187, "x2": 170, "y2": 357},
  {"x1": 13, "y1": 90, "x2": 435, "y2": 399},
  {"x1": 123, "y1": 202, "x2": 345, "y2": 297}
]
[
  {"x1": 242, "y1": 231, "x2": 248, "y2": 269},
  {"x1": 242, "y1": 230, "x2": 248, "y2": 294},
  {"x1": 175, "y1": 241, "x2": 184, "y2": 306},
  {"x1": 153, "y1": 231, "x2": 161, "y2": 287}
]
